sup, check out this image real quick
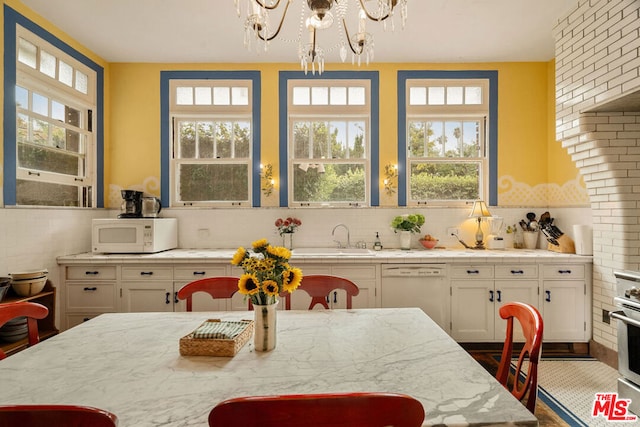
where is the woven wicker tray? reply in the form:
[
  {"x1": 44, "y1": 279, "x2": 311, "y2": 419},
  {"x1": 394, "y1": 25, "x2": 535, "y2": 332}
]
[{"x1": 179, "y1": 319, "x2": 253, "y2": 357}]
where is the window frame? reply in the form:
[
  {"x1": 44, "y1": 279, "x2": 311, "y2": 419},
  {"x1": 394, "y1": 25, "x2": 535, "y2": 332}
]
[
  {"x1": 3, "y1": 6, "x2": 104, "y2": 207},
  {"x1": 279, "y1": 71, "x2": 380, "y2": 207},
  {"x1": 160, "y1": 71, "x2": 261, "y2": 208},
  {"x1": 397, "y1": 71, "x2": 498, "y2": 207}
]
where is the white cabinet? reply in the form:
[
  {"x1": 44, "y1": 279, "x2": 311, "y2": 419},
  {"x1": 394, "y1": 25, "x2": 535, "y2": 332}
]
[
  {"x1": 450, "y1": 264, "x2": 539, "y2": 342},
  {"x1": 121, "y1": 266, "x2": 178, "y2": 312},
  {"x1": 542, "y1": 264, "x2": 590, "y2": 342},
  {"x1": 62, "y1": 265, "x2": 118, "y2": 329}
]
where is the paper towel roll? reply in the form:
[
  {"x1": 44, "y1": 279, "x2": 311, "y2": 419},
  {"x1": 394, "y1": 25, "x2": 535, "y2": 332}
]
[{"x1": 573, "y1": 225, "x2": 593, "y2": 255}]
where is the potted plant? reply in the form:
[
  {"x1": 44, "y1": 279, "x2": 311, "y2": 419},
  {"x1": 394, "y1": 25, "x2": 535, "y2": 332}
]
[{"x1": 390, "y1": 214, "x2": 425, "y2": 250}]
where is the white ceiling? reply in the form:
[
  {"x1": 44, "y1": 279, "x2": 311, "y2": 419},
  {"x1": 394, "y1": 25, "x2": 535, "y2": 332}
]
[{"x1": 19, "y1": 0, "x2": 578, "y2": 64}]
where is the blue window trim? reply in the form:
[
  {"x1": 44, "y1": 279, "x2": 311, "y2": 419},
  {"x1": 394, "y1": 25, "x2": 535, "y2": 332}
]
[
  {"x1": 397, "y1": 70, "x2": 498, "y2": 206},
  {"x1": 278, "y1": 71, "x2": 380, "y2": 207},
  {"x1": 3, "y1": 6, "x2": 105, "y2": 207},
  {"x1": 160, "y1": 71, "x2": 262, "y2": 207}
]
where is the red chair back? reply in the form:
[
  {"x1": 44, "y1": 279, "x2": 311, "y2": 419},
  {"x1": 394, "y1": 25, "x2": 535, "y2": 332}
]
[
  {"x1": 0, "y1": 404, "x2": 117, "y2": 427},
  {"x1": 208, "y1": 392, "x2": 424, "y2": 427},
  {"x1": 0, "y1": 301, "x2": 48, "y2": 360},
  {"x1": 177, "y1": 277, "x2": 249, "y2": 311},
  {"x1": 496, "y1": 301, "x2": 544, "y2": 413},
  {"x1": 281, "y1": 274, "x2": 359, "y2": 310}
]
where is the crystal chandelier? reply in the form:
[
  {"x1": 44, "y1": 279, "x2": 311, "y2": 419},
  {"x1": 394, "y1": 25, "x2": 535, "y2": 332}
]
[{"x1": 234, "y1": 0, "x2": 408, "y2": 74}]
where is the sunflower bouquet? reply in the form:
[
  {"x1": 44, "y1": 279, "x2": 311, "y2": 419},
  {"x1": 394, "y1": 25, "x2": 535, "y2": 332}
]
[{"x1": 231, "y1": 238, "x2": 303, "y2": 306}]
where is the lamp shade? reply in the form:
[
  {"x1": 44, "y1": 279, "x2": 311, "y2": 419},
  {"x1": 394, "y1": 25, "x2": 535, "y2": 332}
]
[{"x1": 469, "y1": 200, "x2": 492, "y2": 218}]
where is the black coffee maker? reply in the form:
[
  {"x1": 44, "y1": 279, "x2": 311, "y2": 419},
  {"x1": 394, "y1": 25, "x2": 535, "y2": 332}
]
[{"x1": 118, "y1": 190, "x2": 143, "y2": 218}]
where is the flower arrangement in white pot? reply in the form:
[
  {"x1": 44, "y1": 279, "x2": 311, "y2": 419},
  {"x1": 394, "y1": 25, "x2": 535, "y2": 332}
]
[{"x1": 390, "y1": 214, "x2": 425, "y2": 250}]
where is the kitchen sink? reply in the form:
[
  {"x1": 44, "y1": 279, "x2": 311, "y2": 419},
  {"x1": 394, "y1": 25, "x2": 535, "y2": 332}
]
[{"x1": 292, "y1": 248, "x2": 374, "y2": 256}]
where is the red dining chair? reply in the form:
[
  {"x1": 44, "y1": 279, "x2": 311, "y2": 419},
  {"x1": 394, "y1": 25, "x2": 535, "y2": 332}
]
[
  {"x1": 281, "y1": 274, "x2": 360, "y2": 310},
  {"x1": 0, "y1": 301, "x2": 49, "y2": 360},
  {"x1": 208, "y1": 392, "x2": 425, "y2": 427},
  {"x1": 496, "y1": 301, "x2": 544, "y2": 414},
  {"x1": 177, "y1": 277, "x2": 252, "y2": 311},
  {"x1": 0, "y1": 404, "x2": 118, "y2": 427}
]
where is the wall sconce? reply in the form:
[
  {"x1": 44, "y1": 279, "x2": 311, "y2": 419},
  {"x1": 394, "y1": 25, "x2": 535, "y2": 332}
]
[
  {"x1": 383, "y1": 164, "x2": 398, "y2": 196},
  {"x1": 260, "y1": 163, "x2": 276, "y2": 197}
]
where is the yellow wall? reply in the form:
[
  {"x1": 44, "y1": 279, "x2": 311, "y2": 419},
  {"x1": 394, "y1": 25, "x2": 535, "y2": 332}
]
[
  {"x1": 2, "y1": 3, "x2": 587, "y2": 208},
  {"x1": 108, "y1": 61, "x2": 588, "y2": 207}
]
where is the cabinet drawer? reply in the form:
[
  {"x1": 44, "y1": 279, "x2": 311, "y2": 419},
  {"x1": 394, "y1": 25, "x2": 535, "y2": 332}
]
[
  {"x1": 332, "y1": 265, "x2": 378, "y2": 280},
  {"x1": 495, "y1": 265, "x2": 538, "y2": 279},
  {"x1": 450, "y1": 265, "x2": 494, "y2": 279},
  {"x1": 121, "y1": 266, "x2": 173, "y2": 281},
  {"x1": 542, "y1": 265, "x2": 585, "y2": 279},
  {"x1": 66, "y1": 282, "x2": 118, "y2": 311},
  {"x1": 66, "y1": 266, "x2": 117, "y2": 281},
  {"x1": 174, "y1": 266, "x2": 228, "y2": 281}
]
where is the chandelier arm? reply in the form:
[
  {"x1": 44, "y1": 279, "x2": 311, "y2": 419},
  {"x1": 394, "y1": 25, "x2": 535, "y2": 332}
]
[
  {"x1": 341, "y1": 18, "x2": 364, "y2": 55},
  {"x1": 254, "y1": 0, "x2": 284, "y2": 11},
  {"x1": 358, "y1": 0, "x2": 394, "y2": 21},
  {"x1": 255, "y1": 0, "x2": 293, "y2": 42}
]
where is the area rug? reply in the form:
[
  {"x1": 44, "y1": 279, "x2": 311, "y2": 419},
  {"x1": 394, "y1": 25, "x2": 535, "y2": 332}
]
[{"x1": 470, "y1": 353, "x2": 630, "y2": 427}]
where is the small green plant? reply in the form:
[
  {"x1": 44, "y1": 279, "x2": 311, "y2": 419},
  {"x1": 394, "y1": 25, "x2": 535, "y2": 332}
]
[{"x1": 391, "y1": 214, "x2": 425, "y2": 234}]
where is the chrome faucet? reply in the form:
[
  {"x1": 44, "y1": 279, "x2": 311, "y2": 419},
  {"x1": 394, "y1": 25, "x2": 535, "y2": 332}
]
[{"x1": 332, "y1": 224, "x2": 351, "y2": 248}]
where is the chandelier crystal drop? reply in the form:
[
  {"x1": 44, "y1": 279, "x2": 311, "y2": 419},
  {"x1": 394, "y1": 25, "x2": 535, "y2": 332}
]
[{"x1": 234, "y1": 0, "x2": 408, "y2": 74}]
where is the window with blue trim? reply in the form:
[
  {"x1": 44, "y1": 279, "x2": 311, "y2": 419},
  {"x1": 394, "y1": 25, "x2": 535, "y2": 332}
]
[
  {"x1": 398, "y1": 71, "x2": 498, "y2": 207},
  {"x1": 160, "y1": 71, "x2": 261, "y2": 207},
  {"x1": 279, "y1": 71, "x2": 380, "y2": 208},
  {"x1": 4, "y1": 7, "x2": 104, "y2": 207}
]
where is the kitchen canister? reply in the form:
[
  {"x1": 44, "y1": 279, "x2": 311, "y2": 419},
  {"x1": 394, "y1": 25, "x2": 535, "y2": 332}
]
[
  {"x1": 573, "y1": 225, "x2": 593, "y2": 256},
  {"x1": 523, "y1": 231, "x2": 539, "y2": 249}
]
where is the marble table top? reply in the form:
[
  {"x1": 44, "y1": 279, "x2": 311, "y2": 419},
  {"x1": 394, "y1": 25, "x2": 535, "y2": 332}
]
[{"x1": 0, "y1": 308, "x2": 538, "y2": 427}]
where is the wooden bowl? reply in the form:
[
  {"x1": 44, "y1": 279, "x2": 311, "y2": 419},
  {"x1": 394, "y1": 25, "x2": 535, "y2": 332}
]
[{"x1": 419, "y1": 239, "x2": 438, "y2": 249}]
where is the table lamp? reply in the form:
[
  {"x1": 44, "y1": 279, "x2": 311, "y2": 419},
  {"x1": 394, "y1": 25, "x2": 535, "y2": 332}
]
[{"x1": 468, "y1": 200, "x2": 492, "y2": 249}]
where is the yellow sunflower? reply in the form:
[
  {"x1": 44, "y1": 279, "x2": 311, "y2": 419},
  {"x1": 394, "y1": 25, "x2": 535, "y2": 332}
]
[
  {"x1": 252, "y1": 238, "x2": 268, "y2": 249},
  {"x1": 267, "y1": 245, "x2": 291, "y2": 259},
  {"x1": 238, "y1": 273, "x2": 260, "y2": 295},
  {"x1": 282, "y1": 267, "x2": 303, "y2": 293},
  {"x1": 262, "y1": 280, "x2": 279, "y2": 297},
  {"x1": 230, "y1": 247, "x2": 246, "y2": 265}
]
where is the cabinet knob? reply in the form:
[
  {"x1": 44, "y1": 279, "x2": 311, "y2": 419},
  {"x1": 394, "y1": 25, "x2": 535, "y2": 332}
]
[
  {"x1": 165, "y1": 292, "x2": 171, "y2": 304},
  {"x1": 83, "y1": 287, "x2": 97, "y2": 291},
  {"x1": 558, "y1": 270, "x2": 572, "y2": 274},
  {"x1": 467, "y1": 269, "x2": 480, "y2": 275},
  {"x1": 496, "y1": 290, "x2": 502, "y2": 302},
  {"x1": 85, "y1": 271, "x2": 99, "y2": 275},
  {"x1": 140, "y1": 271, "x2": 154, "y2": 276},
  {"x1": 193, "y1": 271, "x2": 206, "y2": 276},
  {"x1": 510, "y1": 270, "x2": 524, "y2": 275},
  {"x1": 545, "y1": 290, "x2": 551, "y2": 302},
  {"x1": 489, "y1": 290, "x2": 494, "y2": 302},
  {"x1": 174, "y1": 291, "x2": 179, "y2": 304}
]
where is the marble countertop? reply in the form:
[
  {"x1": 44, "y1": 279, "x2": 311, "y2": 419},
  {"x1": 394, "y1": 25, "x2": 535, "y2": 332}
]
[
  {"x1": 57, "y1": 247, "x2": 592, "y2": 265},
  {"x1": 0, "y1": 308, "x2": 538, "y2": 427}
]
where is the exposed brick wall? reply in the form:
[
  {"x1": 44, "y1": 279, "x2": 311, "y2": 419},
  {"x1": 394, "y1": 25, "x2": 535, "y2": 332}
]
[{"x1": 555, "y1": 0, "x2": 640, "y2": 352}]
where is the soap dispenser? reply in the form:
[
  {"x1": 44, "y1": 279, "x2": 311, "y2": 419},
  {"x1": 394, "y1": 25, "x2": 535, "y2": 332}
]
[{"x1": 373, "y1": 232, "x2": 383, "y2": 251}]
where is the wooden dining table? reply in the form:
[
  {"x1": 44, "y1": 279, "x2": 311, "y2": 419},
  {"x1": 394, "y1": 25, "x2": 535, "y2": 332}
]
[{"x1": 0, "y1": 308, "x2": 538, "y2": 426}]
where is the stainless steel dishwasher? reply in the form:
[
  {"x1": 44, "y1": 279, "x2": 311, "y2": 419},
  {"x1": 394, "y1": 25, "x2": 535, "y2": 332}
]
[{"x1": 381, "y1": 264, "x2": 449, "y2": 332}]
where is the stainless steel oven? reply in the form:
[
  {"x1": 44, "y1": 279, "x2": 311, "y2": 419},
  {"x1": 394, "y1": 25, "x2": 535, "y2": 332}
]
[{"x1": 612, "y1": 270, "x2": 640, "y2": 415}]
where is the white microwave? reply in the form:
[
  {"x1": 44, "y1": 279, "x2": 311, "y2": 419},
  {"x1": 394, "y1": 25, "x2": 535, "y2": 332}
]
[{"x1": 92, "y1": 218, "x2": 178, "y2": 254}]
